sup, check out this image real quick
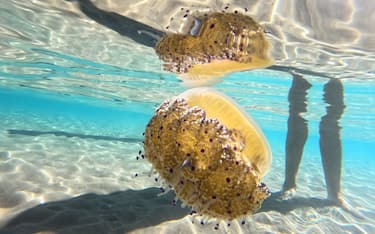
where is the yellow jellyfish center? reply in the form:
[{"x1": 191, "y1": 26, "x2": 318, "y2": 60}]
[
  {"x1": 185, "y1": 58, "x2": 273, "y2": 81},
  {"x1": 180, "y1": 88, "x2": 271, "y2": 176}
]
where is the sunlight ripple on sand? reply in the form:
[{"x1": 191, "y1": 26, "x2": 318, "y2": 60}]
[{"x1": 0, "y1": 111, "x2": 374, "y2": 233}]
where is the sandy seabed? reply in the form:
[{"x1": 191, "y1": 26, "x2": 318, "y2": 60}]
[
  {"x1": 0, "y1": 1, "x2": 374, "y2": 233},
  {"x1": 0, "y1": 111, "x2": 374, "y2": 234}
]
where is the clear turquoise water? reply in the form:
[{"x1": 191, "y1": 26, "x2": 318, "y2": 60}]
[
  {"x1": 2, "y1": 69, "x2": 373, "y2": 163},
  {"x1": 0, "y1": 1, "x2": 374, "y2": 233}
]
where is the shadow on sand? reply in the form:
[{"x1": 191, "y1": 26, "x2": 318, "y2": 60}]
[
  {"x1": 0, "y1": 188, "x2": 341, "y2": 234},
  {"x1": 0, "y1": 188, "x2": 190, "y2": 234},
  {"x1": 70, "y1": 0, "x2": 165, "y2": 48},
  {"x1": 259, "y1": 192, "x2": 336, "y2": 214}
]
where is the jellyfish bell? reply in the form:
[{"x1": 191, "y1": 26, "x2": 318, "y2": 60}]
[
  {"x1": 155, "y1": 11, "x2": 274, "y2": 86},
  {"x1": 143, "y1": 87, "x2": 272, "y2": 220},
  {"x1": 178, "y1": 88, "x2": 272, "y2": 177}
]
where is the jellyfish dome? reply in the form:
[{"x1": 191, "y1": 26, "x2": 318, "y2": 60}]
[
  {"x1": 155, "y1": 12, "x2": 274, "y2": 85},
  {"x1": 143, "y1": 87, "x2": 272, "y2": 220}
]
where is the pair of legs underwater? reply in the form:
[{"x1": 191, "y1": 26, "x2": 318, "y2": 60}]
[{"x1": 281, "y1": 72, "x2": 346, "y2": 206}]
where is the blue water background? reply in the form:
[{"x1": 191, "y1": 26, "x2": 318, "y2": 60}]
[{"x1": 2, "y1": 65, "x2": 373, "y2": 168}]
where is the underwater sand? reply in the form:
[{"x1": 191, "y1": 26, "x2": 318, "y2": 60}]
[
  {"x1": 0, "y1": 89, "x2": 374, "y2": 234},
  {"x1": 0, "y1": 0, "x2": 375, "y2": 233}
]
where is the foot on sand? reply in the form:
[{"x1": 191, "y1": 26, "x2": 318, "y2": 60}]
[
  {"x1": 327, "y1": 196, "x2": 365, "y2": 219},
  {"x1": 280, "y1": 187, "x2": 296, "y2": 201}
]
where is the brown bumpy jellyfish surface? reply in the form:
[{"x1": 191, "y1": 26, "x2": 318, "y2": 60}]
[
  {"x1": 155, "y1": 12, "x2": 273, "y2": 84},
  {"x1": 144, "y1": 87, "x2": 272, "y2": 220}
]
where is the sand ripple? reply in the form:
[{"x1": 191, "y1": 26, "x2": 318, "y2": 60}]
[{"x1": 0, "y1": 1, "x2": 374, "y2": 233}]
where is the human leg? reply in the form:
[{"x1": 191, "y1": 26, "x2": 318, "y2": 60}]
[
  {"x1": 282, "y1": 73, "x2": 311, "y2": 199},
  {"x1": 319, "y1": 79, "x2": 345, "y2": 204}
]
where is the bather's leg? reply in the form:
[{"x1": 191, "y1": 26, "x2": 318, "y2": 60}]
[
  {"x1": 319, "y1": 79, "x2": 345, "y2": 204},
  {"x1": 282, "y1": 72, "x2": 311, "y2": 199}
]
